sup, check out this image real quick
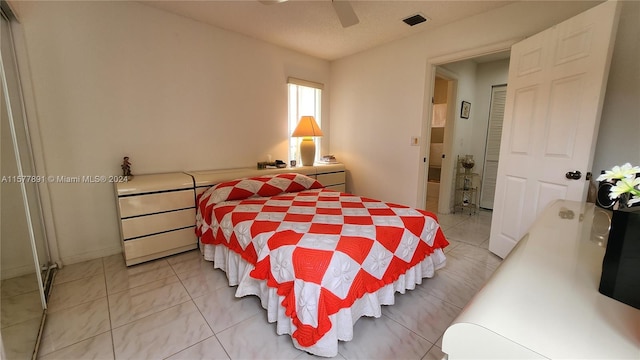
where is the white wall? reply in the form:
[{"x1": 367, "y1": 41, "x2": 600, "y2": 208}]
[
  {"x1": 329, "y1": 39, "x2": 428, "y2": 201},
  {"x1": 11, "y1": 0, "x2": 638, "y2": 265},
  {"x1": 330, "y1": 1, "x2": 635, "y2": 208},
  {"x1": 592, "y1": 0, "x2": 640, "y2": 174},
  {"x1": 13, "y1": 1, "x2": 330, "y2": 264},
  {"x1": 439, "y1": 60, "x2": 477, "y2": 164}
]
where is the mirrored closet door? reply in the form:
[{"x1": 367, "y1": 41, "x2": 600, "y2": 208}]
[{"x1": 1, "y1": 3, "x2": 53, "y2": 359}]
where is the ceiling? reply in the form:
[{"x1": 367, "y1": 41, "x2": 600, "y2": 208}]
[{"x1": 142, "y1": 0, "x2": 516, "y2": 61}]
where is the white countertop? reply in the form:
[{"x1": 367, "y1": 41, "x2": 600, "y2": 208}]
[
  {"x1": 443, "y1": 200, "x2": 640, "y2": 359},
  {"x1": 115, "y1": 172, "x2": 194, "y2": 195},
  {"x1": 187, "y1": 163, "x2": 344, "y2": 188}
]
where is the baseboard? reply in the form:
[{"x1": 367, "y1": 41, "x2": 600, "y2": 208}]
[
  {"x1": 1, "y1": 263, "x2": 37, "y2": 280},
  {"x1": 59, "y1": 245, "x2": 123, "y2": 267}
]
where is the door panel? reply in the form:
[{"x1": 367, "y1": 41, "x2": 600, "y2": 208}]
[
  {"x1": 489, "y1": 1, "x2": 620, "y2": 258},
  {"x1": 517, "y1": 42, "x2": 545, "y2": 76},
  {"x1": 509, "y1": 86, "x2": 537, "y2": 154},
  {"x1": 545, "y1": 76, "x2": 584, "y2": 157},
  {"x1": 536, "y1": 182, "x2": 568, "y2": 215},
  {"x1": 555, "y1": 22, "x2": 594, "y2": 64},
  {"x1": 500, "y1": 176, "x2": 526, "y2": 240}
]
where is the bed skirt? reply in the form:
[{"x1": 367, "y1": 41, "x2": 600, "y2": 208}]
[{"x1": 201, "y1": 243, "x2": 446, "y2": 357}]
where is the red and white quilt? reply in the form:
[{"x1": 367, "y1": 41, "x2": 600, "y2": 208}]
[{"x1": 196, "y1": 173, "x2": 448, "y2": 353}]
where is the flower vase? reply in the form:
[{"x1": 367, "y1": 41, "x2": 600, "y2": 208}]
[
  {"x1": 598, "y1": 206, "x2": 640, "y2": 309},
  {"x1": 461, "y1": 155, "x2": 475, "y2": 174},
  {"x1": 616, "y1": 193, "x2": 630, "y2": 210}
]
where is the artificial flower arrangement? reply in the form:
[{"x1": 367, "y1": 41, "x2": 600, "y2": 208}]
[{"x1": 596, "y1": 163, "x2": 640, "y2": 207}]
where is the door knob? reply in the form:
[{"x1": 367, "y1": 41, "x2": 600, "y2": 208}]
[{"x1": 565, "y1": 170, "x2": 582, "y2": 180}]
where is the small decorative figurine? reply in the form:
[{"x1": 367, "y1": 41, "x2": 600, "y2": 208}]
[{"x1": 121, "y1": 156, "x2": 132, "y2": 178}]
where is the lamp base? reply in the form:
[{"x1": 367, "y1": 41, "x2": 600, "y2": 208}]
[{"x1": 299, "y1": 138, "x2": 316, "y2": 166}]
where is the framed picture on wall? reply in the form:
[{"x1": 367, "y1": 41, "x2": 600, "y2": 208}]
[{"x1": 461, "y1": 101, "x2": 471, "y2": 119}]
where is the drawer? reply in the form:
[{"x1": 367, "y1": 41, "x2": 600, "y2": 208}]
[
  {"x1": 121, "y1": 208, "x2": 195, "y2": 240},
  {"x1": 123, "y1": 227, "x2": 196, "y2": 261},
  {"x1": 317, "y1": 172, "x2": 345, "y2": 187},
  {"x1": 118, "y1": 189, "x2": 194, "y2": 218},
  {"x1": 325, "y1": 184, "x2": 346, "y2": 193}
]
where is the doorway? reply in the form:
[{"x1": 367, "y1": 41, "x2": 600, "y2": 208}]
[
  {"x1": 425, "y1": 75, "x2": 452, "y2": 213},
  {"x1": 422, "y1": 46, "x2": 512, "y2": 215}
]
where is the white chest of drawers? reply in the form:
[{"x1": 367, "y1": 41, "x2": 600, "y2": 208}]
[
  {"x1": 314, "y1": 163, "x2": 346, "y2": 192},
  {"x1": 115, "y1": 173, "x2": 197, "y2": 266},
  {"x1": 189, "y1": 164, "x2": 346, "y2": 195},
  {"x1": 114, "y1": 164, "x2": 346, "y2": 266}
]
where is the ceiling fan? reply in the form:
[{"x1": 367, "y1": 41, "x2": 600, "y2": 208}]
[{"x1": 259, "y1": 0, "x2": 360, "y2": 28}]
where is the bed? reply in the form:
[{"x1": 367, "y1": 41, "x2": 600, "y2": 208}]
[{"x1": 195, "y1": 172, "x2": 448, "y2": 357}]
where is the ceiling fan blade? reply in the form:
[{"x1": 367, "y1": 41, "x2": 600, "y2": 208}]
[
  {"x1": 332, "y1": 0, "x2": 359, "y2": 28},
  {"x1": 258, "y1": 0, "x2": 288, "y2": 5}
]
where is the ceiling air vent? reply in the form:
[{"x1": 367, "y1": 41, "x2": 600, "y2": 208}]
[{"x1": 403, "y1": 13, "x2": 428, "y2": 27}]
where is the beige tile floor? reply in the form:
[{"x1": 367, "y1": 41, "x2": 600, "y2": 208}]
[
  {"x1": 34, "y1": 210, "x2": 500, "y2": 360},
  {"x1": 1, "y1": 272, "x2": 45, "y2": 359}
]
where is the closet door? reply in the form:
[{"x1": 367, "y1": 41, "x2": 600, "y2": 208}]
[
  {"x1": 480, "y1": 85, "x2": 507, "y2": 210},
  {"x1": 1, "y1": 6, "x2": 50, "y2": 358},
  {"x1": 1, "y1": 6, "x2": 49, "y2": 293}
]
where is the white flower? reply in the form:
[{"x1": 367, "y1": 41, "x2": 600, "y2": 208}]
[
  {"x1": 601, "y1": 163, "x2": 640, "y2": 208},
  {"x1": 596, "y1": 163, "x2": 640, "y2": 182},
  {"x1": 609, "y1": 177, "x2": 640, "y2": 199}
]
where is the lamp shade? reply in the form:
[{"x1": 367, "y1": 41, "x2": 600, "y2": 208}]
[{"x1": 292, "y1": 116, "x2": 323, "y2": 137}]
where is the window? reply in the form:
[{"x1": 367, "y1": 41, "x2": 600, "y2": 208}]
[{"x1": 288, "y1": 77, "x2": 322, "y2": 164}]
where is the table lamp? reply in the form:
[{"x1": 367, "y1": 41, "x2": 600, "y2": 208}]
[{"x1": 292, "y1": 115, "x2": 323, "y2": 166}]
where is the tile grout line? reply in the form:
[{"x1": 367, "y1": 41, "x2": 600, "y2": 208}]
[
  {"x1": 379, "y1": 312, "x2": 436, "y2": 359},
  {"x1": 167, "y1": 257, "x2": 232, "y2": 360},
  {"x1": 101, "y1": 257, "x2": 117, "y2": 360}
]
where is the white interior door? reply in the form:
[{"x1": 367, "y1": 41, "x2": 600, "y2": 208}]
[{"x1": 489, "y1": 1, "x2": 620, "y2": 258}]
